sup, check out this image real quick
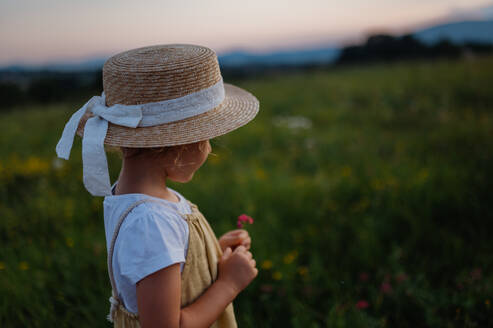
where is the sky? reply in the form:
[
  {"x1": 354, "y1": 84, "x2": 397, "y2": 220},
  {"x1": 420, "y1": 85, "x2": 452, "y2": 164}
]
[{"x1": 0, "y1": 0, "x2": 492, "y2": 65}]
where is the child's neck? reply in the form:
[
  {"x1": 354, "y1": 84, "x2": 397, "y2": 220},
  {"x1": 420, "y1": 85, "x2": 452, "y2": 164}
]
[{"x1": 114, "y1": 158, "x2": 180, "y2": 203}]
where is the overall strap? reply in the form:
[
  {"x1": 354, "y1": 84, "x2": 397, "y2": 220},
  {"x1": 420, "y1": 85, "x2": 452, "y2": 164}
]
[{"x1": 107, "y1": 198, "x2": 180, "y2": 321}]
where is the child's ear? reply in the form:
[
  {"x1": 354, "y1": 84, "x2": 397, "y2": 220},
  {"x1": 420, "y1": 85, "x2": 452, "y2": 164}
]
[{"x1": 198, "y1": 140, "x2": 211, "y2": 154}]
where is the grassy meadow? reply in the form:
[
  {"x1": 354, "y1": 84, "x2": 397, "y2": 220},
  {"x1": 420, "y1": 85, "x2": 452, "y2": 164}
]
[{"x1": 1, "y1": 56, "x2": 493, "y2": 327}]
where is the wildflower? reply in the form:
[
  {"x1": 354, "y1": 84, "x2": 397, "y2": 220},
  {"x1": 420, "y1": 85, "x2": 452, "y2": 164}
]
[
  {"x1": 283, "y1": 250, "x2": 298, "y2": 264},
  {"x1": 261, "y1": 260, "x2": 273, "y2": 270},
  {"x1": 208, "y1": 153, "x2": 221, "y2": 165},
  {"x1": 0, "y1": 262, "x2": 5, "y2": 270},
  {"x1": 21, "y1": 157, "x2": 50, "y2": 176},
  {"x1": 336, "y1": 303, "x2": 349, "y2": 314},
  {"x1": 470, "y1": 268, "x2": 482, "y2": 281},
  {"x1": 386, "y1": 177, "x2": 398, "y2": 188},
  {"x1": 260, "y1": 284, "x2": 274, "y2": 293},
  {"x1": 359, "y1": 272, "x2": 369, "y2": 282},
  {"x1": 52, "y1": 157, "x2": 64, "y2": 170},
  {"x1": 65, "y1": 200, "x2": 75, "y2": 219},
  {"x1": 66, "y1": 237, "x2": 74, "y2": 248},
  {"x1": 93, "y1": 242, "x2": 103, "y2": 256},
  {"x1": 273, "y1": 115, "x2": 312, "y2": 130},
  {"x1": 237, "y1": 214, "x2": 254, "y2": 228},
  {"x1": 372, "y1": 179, "x2": 385, "y2": 190},
  {"x1": 396, "y1": 272, "x2": 408, "y2": 283},
  {"x1": 283, "y1": 254, "x2": 293, "y2": 264},
  {"x1": 297, "y1": 266, "x2": 308, "y2": 276},
  {"x1": 304, "y1": 138, "x2": 316, "y2": 150},
  {"x1": 341, "y1": 166, "x2": 352, "y2": 177},
  {"x1": 417, "y1": 168, "x2": 429, "y2": 183},
  {"x1": 356, "y1": 300, "x2": 369, "y2": 309},
  {"x1": 19, "y1": 261, "x2": 29, "y2": 271},
  {"x1": 255, "y1": 168, "x2": 266, "y2": 180},
  {"x1": 302, "y1": 285, "x2": 313, "y2": 296},
  {"x1": 380, "y1": 282, "x2": 393, "y2": 294},
  {"x1": 352, "y1": 198, "x2": 370, "y2": 213},
  {"x1": 272, "y1": 271, "x2": 283, "y2": 280},
  {"x1": 326, "y1": 199, "x2": 338, "y2": 212},
  {"x1": 238, "y1": 214, "x2": 254, "y2": 224}
]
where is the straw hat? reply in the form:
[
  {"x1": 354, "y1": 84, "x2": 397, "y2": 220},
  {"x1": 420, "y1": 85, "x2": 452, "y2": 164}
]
[
  {"x1": 76, "y1": 44, "x2": 259, "y2": 147},
  {"x1": 55, "y1": 44, "x2": 259, "y2": 196}
]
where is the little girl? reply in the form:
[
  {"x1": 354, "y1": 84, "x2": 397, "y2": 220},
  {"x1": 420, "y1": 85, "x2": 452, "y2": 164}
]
[{"x1": 55, "y1": 44, "x2": 260, "y2": 327}]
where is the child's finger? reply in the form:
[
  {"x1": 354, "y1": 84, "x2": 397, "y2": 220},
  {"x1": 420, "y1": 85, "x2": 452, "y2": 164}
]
[
  {"x1": 227, "y1": 233, "x2": 247, "y2": 243},
  {"x1": 233, "y1": 245, "x2": 246, "y2": 253},
  {"x1": 242, "y1": 237, "x2": 251, "y2": 248},
  {"x1": 222, "y1": 247, "x2": 232, "y2": 260},
  {"x1": 250, "y1": 259, "x2": 256, "y2": 267}
]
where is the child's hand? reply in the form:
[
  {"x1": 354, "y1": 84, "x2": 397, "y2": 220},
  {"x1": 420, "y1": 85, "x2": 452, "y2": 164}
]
[
  {"x1": 218, "y1": 229, "x2": 251, "y2": 252},
  {"x1": 217, "y1": 246, "x2": 258, "y2": 295}
]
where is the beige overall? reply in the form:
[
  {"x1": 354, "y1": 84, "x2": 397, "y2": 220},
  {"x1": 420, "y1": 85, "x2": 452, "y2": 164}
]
[{"x1": 107, "y1": 199, "x2": 237, "y2": 328}]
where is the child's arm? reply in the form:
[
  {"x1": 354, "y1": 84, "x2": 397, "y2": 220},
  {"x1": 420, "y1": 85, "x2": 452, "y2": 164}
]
[
  {"x1": 136, "y1": 245, "x2": 257, "y2": 328},
  {"x1": 179, "y1": 278, "x2": 237, "y2": 328}
]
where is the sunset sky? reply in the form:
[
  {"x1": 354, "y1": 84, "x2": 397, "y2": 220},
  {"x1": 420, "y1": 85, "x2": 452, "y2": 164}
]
[{"x1": 0, "y1": 0, "x2": 492, "y2": 65}]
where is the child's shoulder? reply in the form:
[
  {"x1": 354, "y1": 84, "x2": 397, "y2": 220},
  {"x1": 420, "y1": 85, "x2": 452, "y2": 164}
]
[
  {"x1": 103, "y1": 188, "x2": 192, "y2": 229},
  {"x1": 102, "y1": 189, "x2": 192, "y2": 249}
]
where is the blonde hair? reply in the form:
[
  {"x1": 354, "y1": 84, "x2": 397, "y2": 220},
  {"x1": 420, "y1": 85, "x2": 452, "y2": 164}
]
[{"x1": 120, "y1": 140, "x2": 210, "y2": 165}]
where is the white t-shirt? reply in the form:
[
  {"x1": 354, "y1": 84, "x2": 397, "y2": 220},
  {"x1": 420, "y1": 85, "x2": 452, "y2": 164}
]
[{"x1": 103, "y1": 186, "x2": 191, "y2": 314}]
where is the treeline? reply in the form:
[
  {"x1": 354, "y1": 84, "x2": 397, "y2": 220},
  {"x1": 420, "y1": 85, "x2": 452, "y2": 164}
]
[
  {"x1": 0, "y1": 71, "x2": 102, "y2": 110},
  {"x1": 336, "y1": 34, "x2": 493, "y2": 64}
]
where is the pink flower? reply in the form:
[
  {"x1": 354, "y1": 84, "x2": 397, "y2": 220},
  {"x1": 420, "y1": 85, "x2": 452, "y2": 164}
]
[
  {"x1": 380, "y1": 282, "x2": 393, "y2": 294},
  {"x1": 359, "y1": 272, "x2": 369, "y2": 282},
  {"x1": 470, "y1": 268, "x2": 482, "y2": 281},
  {"x1": 260, "y1": 284, "x2": 274, "y2": 293},
  {"x1": 396, "y1": 273, "x2": 408, "y2": 283},
  {"x1": 238, "y1": 214, "x2": 251, "y2": 223},
  {"x1": 237, "y1": 214, "x2": 254, "y2": 228},
  {"x1": 356, "y1": 300, "x2": 369, "y2": 309}
]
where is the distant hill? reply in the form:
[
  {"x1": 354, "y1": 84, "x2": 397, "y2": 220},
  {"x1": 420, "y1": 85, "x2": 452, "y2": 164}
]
[
  {"x1": 218, "y1": 46, "x2": 340, "y2": 68},
  {"x1": 0, "y1": 48, "x2": 340, "y2": 72},
  {"x1": 414, "y1": 20, "x2": 493, "y2": 44},
  {"x1": 1, "y1": 58, "x2": 107, "y2": 73}
]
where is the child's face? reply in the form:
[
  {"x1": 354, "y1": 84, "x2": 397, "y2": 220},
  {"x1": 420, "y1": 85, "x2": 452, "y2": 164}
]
[{"x1": 164, "y1": 140, "x2": 211, "y2": 183}]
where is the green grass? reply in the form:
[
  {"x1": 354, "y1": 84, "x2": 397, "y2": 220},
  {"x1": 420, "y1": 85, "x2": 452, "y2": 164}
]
[{"x1": 1, "y1": 56, "x2": 493, "y2": 327}]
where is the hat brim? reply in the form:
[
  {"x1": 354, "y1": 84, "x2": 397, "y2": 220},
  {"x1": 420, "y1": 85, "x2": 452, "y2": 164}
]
[{"x1": 76, "y1": 83, "x2": 259, "y2": 147}]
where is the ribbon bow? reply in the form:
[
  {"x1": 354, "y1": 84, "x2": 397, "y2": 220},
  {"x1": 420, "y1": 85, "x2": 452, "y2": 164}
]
[
  {"x1": 55, "y1": 93, "x2": 143, "y2": 196},
  {"x1": 55, "y1": 79, "x2": 225, "y2": 196}
]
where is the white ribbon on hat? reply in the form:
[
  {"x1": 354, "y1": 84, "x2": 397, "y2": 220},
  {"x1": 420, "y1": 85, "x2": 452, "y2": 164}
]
[{"x1": 55, "y1": 79, "x2": 225, "y2": 196}]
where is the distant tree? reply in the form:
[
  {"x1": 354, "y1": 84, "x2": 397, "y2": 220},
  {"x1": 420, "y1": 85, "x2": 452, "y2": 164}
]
[
  {"x1": 27, "y1": 78, "x2": 58, "y2": 103},
  {"x1": 336, "y1": 33, "x2": 492, "y2": 65},
  {"x1": 26, "y1": 73, "x2": 98, "y2": 103},
  {"x1": 429, "y1": 39, "x2": 462, "y2": 58},
  {"x1": 0, "y1": 83, "x2": 25, "y2": 110},
  {"x1": 464, "y1": 42, "x2": 493, "y2": 54}
]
